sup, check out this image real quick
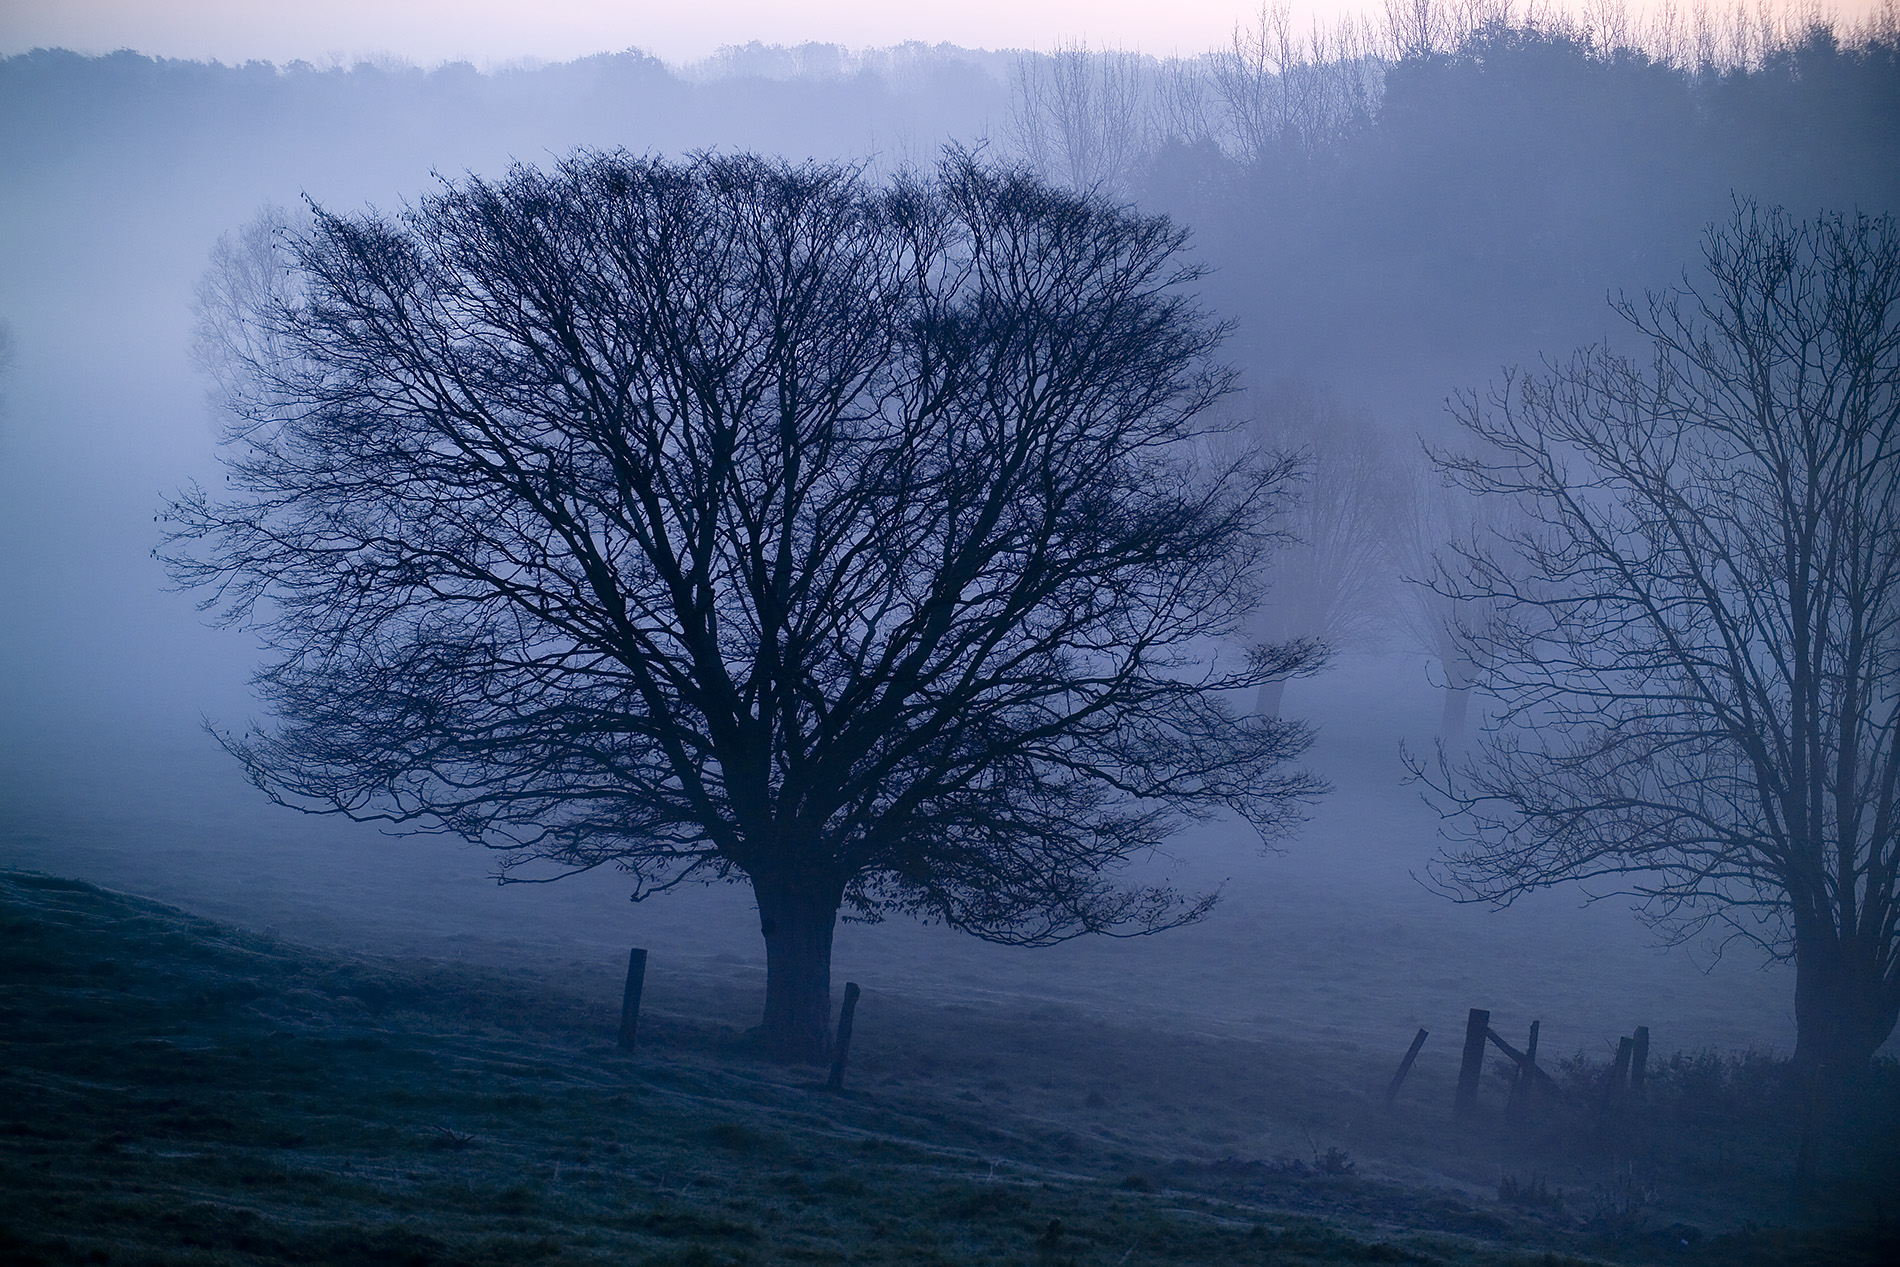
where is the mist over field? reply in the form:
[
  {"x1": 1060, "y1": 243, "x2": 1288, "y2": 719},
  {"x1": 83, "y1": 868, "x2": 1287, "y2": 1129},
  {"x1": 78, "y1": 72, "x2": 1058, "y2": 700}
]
[{"x1": 3, "y1": 8, "x2": 1900, "y2": 1263}]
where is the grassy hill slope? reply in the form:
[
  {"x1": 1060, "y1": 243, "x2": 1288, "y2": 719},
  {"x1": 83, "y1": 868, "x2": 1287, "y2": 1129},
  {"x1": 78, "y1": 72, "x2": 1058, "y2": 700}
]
[{"x1": 0, "y1": 869, "x2": 1892, "y2": 1266}]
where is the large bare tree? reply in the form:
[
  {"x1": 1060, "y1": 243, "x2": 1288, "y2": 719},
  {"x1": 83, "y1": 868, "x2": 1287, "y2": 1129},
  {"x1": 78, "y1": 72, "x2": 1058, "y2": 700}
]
[
  {"x1": 165, "y1": 151, "x2": 1322, "y2": 1062},
  {"x1": 1418, "y1": 204, "x2": 1900, "y2": 1073}
]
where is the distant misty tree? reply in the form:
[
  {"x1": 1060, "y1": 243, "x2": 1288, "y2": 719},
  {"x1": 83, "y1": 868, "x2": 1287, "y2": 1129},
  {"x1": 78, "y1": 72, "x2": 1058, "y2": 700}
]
[
  {"x1": 1391, "y1": 455, "x2": 1515, "y2": 738},
  {"x1": 1008, "y1": 43, "x2": 1154, "y2": 192},
  {"x1": 1150, "y1": 55, "x2": 1218, "y2": 148},
  {"x1": 166, "y1": 151, "x2": 1323, "y2": 1063},
  {"x1": 1241, "y1": 384, "x2": 1402, "y2": 715},
  {"x1": 1212, "y1": 3, "x2": 1381, "y2": 161},
  {"x1": 1417, "y1": 205, "x2": 1900, "y2": 1079}
]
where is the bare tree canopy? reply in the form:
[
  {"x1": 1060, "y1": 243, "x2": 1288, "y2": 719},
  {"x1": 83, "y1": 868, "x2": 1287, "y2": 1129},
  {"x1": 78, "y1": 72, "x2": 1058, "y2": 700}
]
[
  {"x1": 1418, "y1": 204, "x2": 1900, "y2": 1072},
  {"x1": 1213, "y1": 3, "x2": 1381, "y2": 162},
  {"x1": 164, "y1": 150, "x2": 1323, "y2": 1062}
]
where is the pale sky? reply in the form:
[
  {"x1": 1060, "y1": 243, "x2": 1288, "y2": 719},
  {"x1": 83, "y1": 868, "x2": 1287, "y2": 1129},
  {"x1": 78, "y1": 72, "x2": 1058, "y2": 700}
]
[
  {"x1": 2, "y1": 0, "x2": 1884, "y2": 68},
  {"x1": 0, "y1": 1, "x2": 1338, "y2": 65}
]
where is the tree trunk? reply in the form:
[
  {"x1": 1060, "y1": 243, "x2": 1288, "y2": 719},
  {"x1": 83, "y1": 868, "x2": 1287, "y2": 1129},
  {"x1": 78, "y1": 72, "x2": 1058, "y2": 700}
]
[
  {"x1": 1791, "y1": 933, "x2": 1898, "y2": 1073},
  {"x1": 753, "y1": 873, "x2": 843, "y2": 1064},
  {"x1": 1255, "y1": 677, "x2": 1287, "y2": 718},
  {"x1": 1786, "y1": 931, "x2": 1895, "y2": 1195},
  {"x1": 1440, "y1": 649, "x2": 1479, "y2": 739},
  {"x1": 1439, "y1": 685, "x2": 1470, "y2": 738}
]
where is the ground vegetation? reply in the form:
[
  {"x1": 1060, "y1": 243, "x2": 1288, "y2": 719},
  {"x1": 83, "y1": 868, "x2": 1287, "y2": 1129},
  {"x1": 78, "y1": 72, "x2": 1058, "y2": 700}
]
[{"x1": 4, "y1": 869, "x2": 1896, "y2": 1265}]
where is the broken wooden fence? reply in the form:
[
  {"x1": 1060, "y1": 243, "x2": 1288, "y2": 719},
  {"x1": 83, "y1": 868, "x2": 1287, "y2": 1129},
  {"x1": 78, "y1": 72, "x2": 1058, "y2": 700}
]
[{"x1": 1387, "y1": 1007, "x2": 1652, "y2": 1123}]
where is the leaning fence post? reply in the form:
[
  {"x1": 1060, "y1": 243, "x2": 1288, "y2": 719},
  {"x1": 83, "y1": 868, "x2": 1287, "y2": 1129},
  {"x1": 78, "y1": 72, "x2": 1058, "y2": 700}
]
[
  {"x1": 827, "y1": 982, "x2": 861, "y2": 1092},
  {"x1": 1384, "y1": 1028, "x2": 1429, "y2": 1109},
  {"x1": 1507, "y1": 1019, "x2": 1540, "y2": 1117},
  {"x1": 1628, "y1": 1025, "x2": 1650, "y2": 1100},
  {"x1": 618, "y1": 947, "x2": 648, "y2": 1051},
  {"x1": 1601, "y1": 1035, "x2": 1634, "y2": 1117},
  {"x1": 1455, "y1": 1008, "x2": 1490, "y2": 1118}
]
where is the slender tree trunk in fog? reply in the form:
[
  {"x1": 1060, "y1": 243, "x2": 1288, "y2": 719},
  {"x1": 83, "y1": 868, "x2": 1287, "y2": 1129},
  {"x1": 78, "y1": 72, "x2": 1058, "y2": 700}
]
[
  {"x1": 754, "y1": 873, "x2": 842, "y2": 1063},
  {"x1": 1439, "y1": 685, "x2": 1470, "y2": 738},
  {"x1": 1255, "y1": 678, "x2": 1288, "y2": 718},
  {"x1": 1438, "y1": 649, "x2": 1482, "y2": 739}
]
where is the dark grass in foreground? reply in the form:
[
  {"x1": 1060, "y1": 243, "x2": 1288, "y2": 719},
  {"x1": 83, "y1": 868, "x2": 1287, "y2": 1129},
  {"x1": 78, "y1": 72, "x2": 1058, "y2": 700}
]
[{"x1": 0, "y1": 871, "x2": 1894, "y2": 1266}]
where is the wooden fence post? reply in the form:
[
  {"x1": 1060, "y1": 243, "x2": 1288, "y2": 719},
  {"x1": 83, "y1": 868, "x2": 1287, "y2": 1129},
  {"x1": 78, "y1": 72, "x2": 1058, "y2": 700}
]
[
  {"x1": 617, "y1": 947, "x2": 648, "y2": 1051},
  {"x1": 1384, "y1": 1028, "x2": 1429, "y2": 1108},
  {"x1": 1601, "y1": 1035, "x2": 1634, "y2": 1117},
  {"x1": 827, "y1": 982, "x2": 861, "y2": 1092},
  {"x1": 1455, "y1": 1008, "x2": 1490, "y2": 1118},
  {"x1": 1629, "y1": 1025, "x2": 1650, "y2": 1099},
  {"x1": 1484, "y1": 1024, "x2": 1562, "y2": 1098}
]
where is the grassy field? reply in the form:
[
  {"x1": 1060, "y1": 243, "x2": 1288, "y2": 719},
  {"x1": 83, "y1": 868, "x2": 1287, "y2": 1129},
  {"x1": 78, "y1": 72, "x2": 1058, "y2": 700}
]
[{"x1": 2, "y1": 869, "x2": 1896, "y2": 1266}]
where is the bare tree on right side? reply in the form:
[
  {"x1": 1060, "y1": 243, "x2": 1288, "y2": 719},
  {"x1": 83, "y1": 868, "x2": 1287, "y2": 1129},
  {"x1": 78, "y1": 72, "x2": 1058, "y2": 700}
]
[{"x1": 1418, "y1": 205, "x2": 1900, "y2": 1084}]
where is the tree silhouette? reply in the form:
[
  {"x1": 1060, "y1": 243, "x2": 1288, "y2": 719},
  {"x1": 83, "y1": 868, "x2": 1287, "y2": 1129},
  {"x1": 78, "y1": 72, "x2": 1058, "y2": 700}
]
[
  {"x1": 166, "y1": 151, "x2": 1323, "y2": 1061},
  {"x1": 1418, "y1": 204, "x2": 1900, "y2": 1075}
]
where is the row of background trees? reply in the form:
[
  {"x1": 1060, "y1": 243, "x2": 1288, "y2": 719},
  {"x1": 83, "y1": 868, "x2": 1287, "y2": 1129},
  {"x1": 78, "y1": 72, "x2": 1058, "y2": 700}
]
[
  {"x1": 7, "y1": 0, "x2": 1892, "y2": 427},
  {"x1": 1010, "y1": 2, "x2": 1899, "y2": 421},
  {"x1": 998, "y1": 0, "x2": 1900, "y2": 754},
  {"x1": 1010, "y1": 0, "x2": 1900, "y2": 190}
]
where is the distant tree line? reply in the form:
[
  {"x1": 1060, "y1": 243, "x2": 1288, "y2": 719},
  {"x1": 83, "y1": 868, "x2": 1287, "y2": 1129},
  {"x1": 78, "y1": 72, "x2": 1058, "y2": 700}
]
[
  {"x1": 1009, "y1": 0, "x2": 1900, "y2": 191},
  {"x1": 0, "y1": 42, "x2": 1012, "y2": 187},
  {"x1": 997, "y1": 5, "x2": 1899, "y2": 420},
  {"x1": 6, "y1": 4, "x2": 1891, "y2": 409}
]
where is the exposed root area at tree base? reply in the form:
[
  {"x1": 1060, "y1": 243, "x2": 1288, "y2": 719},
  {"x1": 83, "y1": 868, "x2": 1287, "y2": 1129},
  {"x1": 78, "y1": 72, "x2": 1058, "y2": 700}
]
[{"x1": 1, "y1": 869, "x2": 1894, "y2": 1266}]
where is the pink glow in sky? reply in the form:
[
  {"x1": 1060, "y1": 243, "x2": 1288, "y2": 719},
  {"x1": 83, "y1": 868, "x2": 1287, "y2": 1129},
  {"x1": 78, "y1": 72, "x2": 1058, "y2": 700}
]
[
  {"x1": 0, "y1": 1, "x2": 1318, "y2": 64},
  {"x1": 2, "y1": 0, "x2": 1882, "y2": 66}
]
